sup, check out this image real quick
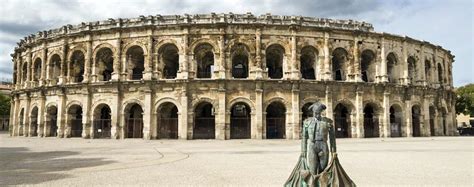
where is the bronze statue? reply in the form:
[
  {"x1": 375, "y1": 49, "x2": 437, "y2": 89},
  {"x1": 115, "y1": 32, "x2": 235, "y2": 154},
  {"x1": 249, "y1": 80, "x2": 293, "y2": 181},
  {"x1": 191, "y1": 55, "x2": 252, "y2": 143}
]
[{"x1": 284, "y1": 101, "x2": 355, "y2": 187}]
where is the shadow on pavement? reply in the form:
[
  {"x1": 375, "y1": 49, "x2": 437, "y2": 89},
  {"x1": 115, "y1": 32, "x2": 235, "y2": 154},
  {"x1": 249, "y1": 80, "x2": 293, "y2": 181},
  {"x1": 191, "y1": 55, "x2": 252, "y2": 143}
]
[{"x1": 0, "y1": 147, "x2": 115, "y2": 186}]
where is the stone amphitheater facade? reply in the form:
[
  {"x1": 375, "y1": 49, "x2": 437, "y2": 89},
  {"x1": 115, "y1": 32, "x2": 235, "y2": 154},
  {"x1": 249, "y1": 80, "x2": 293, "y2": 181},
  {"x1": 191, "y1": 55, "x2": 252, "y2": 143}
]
[{"x1": 9, "y1": 13, "x2": 456, "y2": 140}]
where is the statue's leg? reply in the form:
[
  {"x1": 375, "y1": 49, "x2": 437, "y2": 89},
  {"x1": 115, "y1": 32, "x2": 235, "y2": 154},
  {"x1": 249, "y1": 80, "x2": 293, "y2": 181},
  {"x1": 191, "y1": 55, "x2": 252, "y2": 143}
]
[
  {"x1": 319, "y1": 142, "x2": 329, "y2": 171},
  {"x1": 307, "y1": 142, "x2": 319, "y2": 175}
]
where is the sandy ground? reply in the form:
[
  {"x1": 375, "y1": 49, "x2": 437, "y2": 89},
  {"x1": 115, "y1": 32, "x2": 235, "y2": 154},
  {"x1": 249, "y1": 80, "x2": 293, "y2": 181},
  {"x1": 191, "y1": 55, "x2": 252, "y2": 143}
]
[{"x1": 0, "y1": 132, "x2": 472, "y2": 186}]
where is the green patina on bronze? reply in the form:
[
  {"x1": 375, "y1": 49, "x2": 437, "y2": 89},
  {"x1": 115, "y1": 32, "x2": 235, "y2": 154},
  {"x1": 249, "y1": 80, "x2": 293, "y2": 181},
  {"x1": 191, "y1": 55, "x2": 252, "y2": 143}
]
[{"x1": 285, "y1": 101, "x2": 356, "y2": 187}]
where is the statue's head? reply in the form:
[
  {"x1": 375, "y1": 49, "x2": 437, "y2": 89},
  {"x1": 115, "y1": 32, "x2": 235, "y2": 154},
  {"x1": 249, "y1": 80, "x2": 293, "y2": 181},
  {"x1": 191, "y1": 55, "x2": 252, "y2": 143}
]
[{"x1": 308, "y1": 101, "x2": 326, "y2": 117}]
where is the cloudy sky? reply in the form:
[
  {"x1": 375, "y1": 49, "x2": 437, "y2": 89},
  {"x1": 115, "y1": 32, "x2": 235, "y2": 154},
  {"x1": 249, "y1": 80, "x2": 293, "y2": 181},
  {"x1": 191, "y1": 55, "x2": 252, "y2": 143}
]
[{"x1": 0, "y1": 0, "x2": 472, "y2": 86}]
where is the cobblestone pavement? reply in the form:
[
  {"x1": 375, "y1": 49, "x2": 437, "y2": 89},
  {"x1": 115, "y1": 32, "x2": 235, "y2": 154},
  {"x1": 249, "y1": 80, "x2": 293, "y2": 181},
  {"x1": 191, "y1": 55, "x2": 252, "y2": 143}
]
[{"x1": 0, "y1": 132, "x2": 472, "y2": 186}]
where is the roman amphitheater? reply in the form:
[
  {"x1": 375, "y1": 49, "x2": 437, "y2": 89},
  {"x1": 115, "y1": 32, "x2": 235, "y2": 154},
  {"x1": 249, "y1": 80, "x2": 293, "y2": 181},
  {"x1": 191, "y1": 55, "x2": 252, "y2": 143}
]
[{"x1": 9, "y1": 13, "x2": 455, "y2": 140}]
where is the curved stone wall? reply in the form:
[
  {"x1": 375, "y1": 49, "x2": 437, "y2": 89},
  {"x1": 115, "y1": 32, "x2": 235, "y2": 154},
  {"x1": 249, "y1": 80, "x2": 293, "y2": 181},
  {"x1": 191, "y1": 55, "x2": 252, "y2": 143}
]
[{"x1": 10, "y1": 13, "x2": 456, "y2": 139}]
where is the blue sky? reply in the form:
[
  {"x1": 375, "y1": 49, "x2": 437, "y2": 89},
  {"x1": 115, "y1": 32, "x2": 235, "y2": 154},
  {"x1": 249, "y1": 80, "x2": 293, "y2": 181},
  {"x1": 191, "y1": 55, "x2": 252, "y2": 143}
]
[{"x1": 0, "y1": 0, "x2": 472, "y2": 86}]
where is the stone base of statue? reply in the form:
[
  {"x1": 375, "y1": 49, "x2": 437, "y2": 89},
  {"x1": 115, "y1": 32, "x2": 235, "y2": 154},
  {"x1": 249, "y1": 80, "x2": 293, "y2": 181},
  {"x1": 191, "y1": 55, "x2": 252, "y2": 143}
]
[{"x1": 284, "y1": 153, "x2": 355, "y2": 187}]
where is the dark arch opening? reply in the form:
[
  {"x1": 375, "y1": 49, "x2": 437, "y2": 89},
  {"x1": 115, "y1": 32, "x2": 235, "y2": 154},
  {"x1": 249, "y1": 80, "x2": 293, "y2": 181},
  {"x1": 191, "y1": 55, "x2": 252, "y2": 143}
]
[
  {"x1": 425, "y1": 60, "x2": 432, "y2": 83},
  {"x1": 332, "y1": 48, "x2": 348, "y2": 81},
  {"x1": 300, "y1": 47, "x2": 317, "y2": 80},
  {"x1": 18, "y1": 108, "x2": 25, "y2": 136},
  {"x1": 46, "y1": 106, "x2": 58, "y2": 137},
  {"x1": 21, "y1": 63, "x2": 28, "y2": 84},
  {"x1": 95, "y1": 48, "x2": 114, "y2": 81},
  {"x1": 49, "y1": 54, "x2": 61, "y2": 85},
  {"x1": 230, "y1": 102, "x2": 251, "y2": 139},
  {"x1": 231, "y1": 45, "x2": 249, "y2": 79},
  {"x1": 361, "y1": 50, "x2": 375, "y2": 82},
  {"x1": 407, "y1": 56, "x2": 416, "y2": 83},
  {"x1": 364, "y1": 104, "x2": 379, "y2": 138},
  {"x1": 160, "y1": 44, "x2": 179, "y2": 79},
  {"x1": 412, "y1": 105, "x2": 422, "y2": 137},
  {"x1": 387, "y1": 53, "x2": 399, "y2": 83},
  {"x1": 33, "y1": 58, "x2": 42, "y2": 82},
  {"x1": 68, "y1": 105, "x2": 83, "y2": 137},
  {"x1": 437, "y1": 63, "x2": 444, "y2": 84},
  {"x1": 126, "y1": 104, "x2": 144, "y2": 138},
  {"x1": 93, "y1": 104, "x2": 111, "y2": 138},
  {"x1": 193, "y1": 102, "x2": 215, "y2": 139},
  {"x1": 195, "y1": 44, "x2": 214, "y2": 78},
  {"x1": 70, "y1": 51, "x2": 85, "y2": 83},
  {"x1": 390, "y1": 105, "x2": 403, "y2": 137},
  {"x1": 334, "y1": 103, "x2": 351, "y2": 138},
  {"x1": 30, "y1": 107, "x2": 39, "y2": 137},
  {"x1": 266, "y1": 102, "x2": 286, "y2": 139},
  {"x1": 126, "y1": 46, "x2": 145, "y2": 80},
  {"x1": 157, "y1": 102, "x2": 178, "y2": 139},
  {"x1": 266, "y1": 45, "x2": 284, "y2": 79}
]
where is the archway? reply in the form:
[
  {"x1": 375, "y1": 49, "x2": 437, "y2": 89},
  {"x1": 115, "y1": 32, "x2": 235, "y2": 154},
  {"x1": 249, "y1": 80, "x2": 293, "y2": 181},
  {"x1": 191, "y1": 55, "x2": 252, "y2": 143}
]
[
  {"x1": 412, "y1": 105, "x2": 422, "y2": 137},
  {"x1": 407, "y1": 56, "x2": 416, "y2": 83},
  {"x1": 93, "y1": 104, "x2": 112, "y2": 138},
  {"x1": 95, "y1": 48, "x2": 114, "y2": 81},
  {"x1": 300, "y1": 46, "x2": 317, "y2": 80},
  {"x1": 334, "y1": 103, "x2": 351, "y2": 138},
  {"x1": 49, "y1": 54, "x2": 61, "y2": 85},
  {"x1": 440, "y1": 108, "x2": 447, "y2": 135},
  {"x1": 194, "y1": 44, "x2": 214, "y2": 78},
  {"x1": 157, "y1": 102, "x2": 179, "y2": 139},
  {"x1": 386, "y1": 53, "x2": 400, "y2": 83},
  {"x1": 33, "y1": 58, "x2": 42, "y2": 82},
  {"x1": 125, "y1": 103, "x2": 143, "y2": 138},
  {"x1": 437, "y1": 63, "x2": 444, "y2": 84},
  {"x1": 266, "y1": 44, "x2": 284, "y2": 79},
  {"x1": 363, "y1": 103, "x2": 379, "y2": 138},
  {"x1": 30, "y1": 106, "x2": 39, "y2": 137},
  {"x1": 70, "y1": 51, "x2": 85, "y2": 83},
  {"x1": 230, "y1": 102, "x2": 251, "y2": 139},
  {"x1": 46, "y1": 105, "x2": 58, "y2": 137},
  {"x1": 68, "y1": 105, "x2": 83, "y2": 137},
  {"x1": 18, "y1": 108, "x2": 25, "y2": 136},
  {"x1": 390, "y1": 105, "x2": 403, "y2": 137},
  {"x1": 231, "y1": 44, "x2": 249, "y2": 79},
  {"x1": 126, "y1": 46, "x2": 145, "y2": 80},
  {"x1": 361, "y1": 50, "x2": 376, "y2": 82},
  {"x1": 429, "y1": 106, "x2": 436, "y2": 136},
  {"x1": 332, "y1": 48, "x2": 348, "y2": 81},
  {"x1": 425, "y1": 60, "x2": 432, "y2": 83},
  {"x1": 159, "y1": 44, "x2": 179, "y2": 79},
  {"x1": 193, "y1": 102, "x2": 215, "y2": 139},
  {"x1": 266, "y1": 102, "x2": 286, "y2": 139}
]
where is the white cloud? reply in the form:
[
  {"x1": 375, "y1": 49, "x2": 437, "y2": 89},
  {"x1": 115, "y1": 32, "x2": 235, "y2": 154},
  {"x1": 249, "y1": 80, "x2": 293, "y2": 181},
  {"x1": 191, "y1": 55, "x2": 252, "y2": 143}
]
[{"x1": 0, "y1": 0, "x2": 472, "y2": 86}]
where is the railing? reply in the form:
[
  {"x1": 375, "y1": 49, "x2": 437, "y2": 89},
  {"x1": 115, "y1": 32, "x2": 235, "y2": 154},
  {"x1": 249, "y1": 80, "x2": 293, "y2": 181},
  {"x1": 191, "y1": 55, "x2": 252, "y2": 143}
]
[
  {"x1": 412, "y1": 117, "x2": 421, "y2": 137},
  {"x1": 266, "y1": 118, "x2": 285, "y2": 139},
  {"x1": 334, "y1": 117, "x2": 350, "y2": 138},
  {"x1": 126, "y1": 118, "x2": 143, "y2": 138},
  {"x1": 30, "y1": 122, "x2": 38, "y2": 136},
  {"x1": 230, "y1": 117, "x2": 251, "y2": 139},
  {"x1": 158, "y1": 118, "x2": 178, "y2": 139},
  {"x1": 93, "y1": 119, "x2": 111, "y2": 138},
  {"x1": 193, "y1": 117, "x2": 215, "y2": 139}
]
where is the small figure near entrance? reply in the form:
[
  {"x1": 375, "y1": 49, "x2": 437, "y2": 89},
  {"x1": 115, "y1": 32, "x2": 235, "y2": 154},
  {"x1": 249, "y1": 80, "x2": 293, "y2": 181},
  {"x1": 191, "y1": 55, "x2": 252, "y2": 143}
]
[{"x1": 285, "y1": 101, "x2": 355, "y2": 187}]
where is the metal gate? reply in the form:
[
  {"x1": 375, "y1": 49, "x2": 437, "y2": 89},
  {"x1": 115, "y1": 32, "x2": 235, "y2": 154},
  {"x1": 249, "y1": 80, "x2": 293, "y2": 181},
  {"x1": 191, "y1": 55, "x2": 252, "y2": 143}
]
[
  {"x1": 47, "y1": 119, "x2": 58, "y2": 137},
  {"x1": 127, "y1": 118, "x2": 143, "y2": 138},
  {"x1": 193, "y1": 117, "x2": 215, "y2": 139},
  {"x1": 364, "y1": 118, "x2": 379, "y2": 138},
  {"x1": 93, "y1": 119, "x2": 111, "y2": 138},
  {"x1": 31, "y1": 122, "x2": 38, "y2": 136},
  {"x1": 70, "y1": 119, "x2": 83, "y2": 137},
  {"x1": 429, "y1": 118, "x2": 435, "y2": 136},
  {"x1": 266, "y1": 118, "x2": 285, "y2": 139},
  {"x1": 230, "y1": 117, "x2": 250, "y2": 139},
  {"x1": 334, "y1": 117, "x2": 350, "y2": 138},
  {"x1": 390, "y1": 117, "x2": 402, "y2": 137},
  {"x1": 412, "y1": 117, "x2": 421, "y2": 137},
  {"x1": 159, "y1": 117, "x2": 178, "y2": 139}
]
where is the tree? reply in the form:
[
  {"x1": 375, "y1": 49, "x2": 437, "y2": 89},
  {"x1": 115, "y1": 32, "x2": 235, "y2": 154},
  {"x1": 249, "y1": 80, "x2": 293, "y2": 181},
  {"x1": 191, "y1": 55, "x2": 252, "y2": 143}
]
[
  {"x1": 455, "y1": 84, "x2": 474, "y2": 115},
  {"x1": 0, "y1": 93, "x2": 10, "y2": 116}
]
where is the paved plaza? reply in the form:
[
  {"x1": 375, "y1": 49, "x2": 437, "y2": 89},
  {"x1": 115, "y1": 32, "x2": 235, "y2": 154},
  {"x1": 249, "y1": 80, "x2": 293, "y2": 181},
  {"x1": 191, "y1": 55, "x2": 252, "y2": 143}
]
[{"x1": 0, "y1": 132, "x2": 472, "y2": 186}]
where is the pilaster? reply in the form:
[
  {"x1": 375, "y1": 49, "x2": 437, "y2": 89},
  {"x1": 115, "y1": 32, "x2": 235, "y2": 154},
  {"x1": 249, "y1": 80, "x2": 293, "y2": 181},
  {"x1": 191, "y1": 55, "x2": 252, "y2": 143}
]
[
  {"x1": 216, "y1": 82, "x2": 226, "y2": 140},
  {"x1": 254, "y1": 81, "x2": 263, "y2": 139},
  {"x1": 382, "y1": 92, "x2": 390, "y2": 137},
  {"x1": 291, "y1": 83, "x2": 300, "y2": 139},
  {"x1": 143, "y1": 88, "x2": 152, "y2": 139},
  {"x1": 111, "y1": 32, "x2": 121, "y2": 81},
  {"x1": 355, "y1": 90, "x2": 364, "y2": 138},
  {"x1": 323, "y1": 32, "x2": 331, "y2": 81}
]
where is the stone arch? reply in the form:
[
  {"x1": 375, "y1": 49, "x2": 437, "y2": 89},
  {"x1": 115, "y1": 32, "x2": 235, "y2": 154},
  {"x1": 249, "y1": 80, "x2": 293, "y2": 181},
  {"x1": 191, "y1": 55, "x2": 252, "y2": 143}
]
[
  {"x1": 69, "y1": 50, "x2": 85, "y2": 83},
  {"x1": 361, "y1": 49, "x2": 376, "y2": 82},
  {"x1": 227, "y1": 97, "x2": 256, "y2": 113},
  {"x1": 157, "y1": 43, "x2": 180, "y2": 79},
  {"x1": 265, "y1": 100, "x2": 287, "y2": 139},
  {"x1": 425, "y1": 59, "x2": 433, "y2": 83},
  {"x1": 67, "y1": 47, "x2": 87, "y2": 62},
  {"x1": 155, "y1": 39, "x2": 182, "y2": 53},
  {"x1": 122, "y1": 41, "x2": 148, "y2": 56},
  {"x1": 193, "y1": 42, "x2": 215, "y2": 78},
  {"x1": 264, "y1": 97, "x2": 291, "y2": 112},
  {"x1": 229, "y1": 101, "x2": 252, "y2": 139},
  {"x1": 265, "y1": 44, "x2": 286, "y2": 79},
  {"x1": 125, "y1": 45, "x2": 145, "y2": 80},
  {"x1": 190, "y1": 39, "x2": 219, "y2": 55},
  {"x1": 92, "y1": 43, "x2": 116, "y2": 58},
  {"x1": 191, "y1": 97, "x2": 218, "y2": 111},
  {"x1": 94, "y1": 46, "x2": 114, "y2": 81},
  {"x1": 334, "y1": 99, "x2": 355, "y2": 138},
  {"x1": 156, "y1": 101, "x2": 180, "y2": 139},
  {"x1": 227, "y1": 39, "x2": 255, "y2": 54},
  {"x1": 45, "y1": 104, "x2": 58, "y2": 137},
  {"x1": 386, "y1": 52, "x2": 401, "y2": 83},
  {"x1": 193, "y1": 100, "x2": 216, "y2": 139},
  {"x1": 122, "y1": 99, "x2": 145, "y2": 114},
  {"x1": 389, "y1": 103, "x2": 404, "y2": 137},
  {"x1": 230, "y1": 43, "x2": 251, "y2": 78},
  {"x1": 29, "y1": 105, "x2": 39, "y2": 137},
  {"x1": 407, "y1": 56, "x2": 417, "y2": 83},
  {"x1": 411, "y1": 104, "x2": 422, "y2": 137},
  {"x1": 264, "y1": 41, "x2": 290, "y2": 54},
  {"x1": 21, "y1": 62, "x2": 28, "y2": 84},
  {"x1": 66, "y1": 100, "x2": 84, "y2": 110},
  {"x1": 66, "y1": 103, "x2": 83, "y2": 138},
  {"x1": 363, "y1": 101, "x2": 382, "y2": 138},
  {"x1": 437, "y1": 62, "x2": 444, "y2": 84},
  {"x1": 91, "y1": 102, "x2": 112, "y2": 138},
  {"x1": 300, "y1": 45, "x2": 318, "y2": 80},
  {"x1": 32, "y1": 57, "x2": 42, "y2": 82},
  {"x1": 332, "y1": 47, "x2": 349, "y2": 81},
  {"x1": 123, "y1": 101, "x2": 144, "y2": 138}
]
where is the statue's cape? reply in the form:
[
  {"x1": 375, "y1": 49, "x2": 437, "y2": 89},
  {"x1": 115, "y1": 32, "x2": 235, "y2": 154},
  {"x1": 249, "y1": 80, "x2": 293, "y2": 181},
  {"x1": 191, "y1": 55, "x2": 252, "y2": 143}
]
[{"x1": 284, "y1": 153, "x2": 356, "y2": 187}]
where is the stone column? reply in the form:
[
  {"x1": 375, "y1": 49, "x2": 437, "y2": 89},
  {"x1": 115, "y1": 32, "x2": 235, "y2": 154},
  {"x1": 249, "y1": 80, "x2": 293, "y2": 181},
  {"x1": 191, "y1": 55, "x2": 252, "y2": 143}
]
[
  {"x1": 58, "y1": 41, "x2": 68, "y2": 85},
  {"x1": 179, "y1": 85, "x2": 189, "y2": 139},
  {"x1": 291, "y1": 83, "x2": 300, "y2": 139},
  {"x1": 57, "y1": 91, "x2": 66, "y2": 138},
  {"x1": 324, "y1": 86, "x2": 334, "y2": 131},
  {"x1": 26, "y1": 50, "x2": 32, "y2": 87},
  {"x1": 40, "y1": 46, "x2": 47, "y2": 86},
  {"x1": 422, "y1": 99, "x2": 430, "y2": 136},
  {"x1": 254, "y1": 28, "x2": 263, "y2": 80},
  {"x1": 82, "y1": 91, "x2": 91, "y2": 138},
  {"x1": 37, "y1": 95, "x2": 45, "y2": 137},
  {"x1": 21, "y1": 97, "x2": 30, "y2": 136},
  {"x1": 83, "y1": 37, "x2": 92, "y2": 83},
  {"x1": 355, "y1": 90, "x2": 364, "y2": 138},
  {"x1": 323, "y1": 32, "x2": 331, "y2": 81},
  {"x1": 217, "y1": 28, "x2": 226, "y2": 79},
  {"x1": 382, "y1": 92, "x2": 390, "y2": 137},
  {"x1": 216, "y1": 82, "x2": 226, "y2": 140},
  {"x1": 350, "y1": 113, "x2": 357, "y2": 138},
  {"x1": 142, "y1": 89, "x2": 152, "y2": 139},
  {"x1": 290, "y1": 30, "x2": 299, "y2": 80},
  {"x1": 143, "y1": 33, "x2": 153, "y2": 80},
  {"x1": 353, "y1": 36, "x2": 361, "y2": 82},
  {"x1": 418, "y1": 45, "x2": 427, "y2": 86},
  {"x1": 111, "y1": 92, "x2": 120, "y2": 139},
  {"x1": 111, "y1": 33, "x2": 121, "y2": 81},
  {"x1": 254, "y1": 81, "x2": 263, "y2": 139},
  {"x1": 179, "y1": 31, "x2": 189, "y2": 79},
  {"x1": 379, "y1": 37, "x2": 388, "y2": 83},
  {"x1": 402, "y1": 40, "x2": 410, "y2": 85},
  {"x1": 405, "y1": 100, "x2": 412, "y2": 137}
]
